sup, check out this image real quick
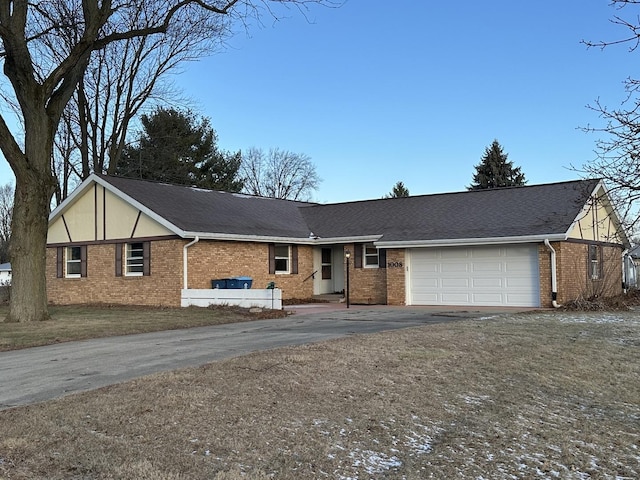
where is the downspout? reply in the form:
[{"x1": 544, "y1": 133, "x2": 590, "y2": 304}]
[
  {"x1": 622, "y1": 249, "x2": 629, "y2": 293},
  {"x1": 544, "y1": 239, "x2": 562, "y2": 308},
  {"x1": 183, "y1": 236, "x2": 200, "y2": 290}
]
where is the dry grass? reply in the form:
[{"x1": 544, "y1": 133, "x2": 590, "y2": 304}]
[
  {"x1": 1, "y1": 310, "x2": 639, "y2": 479},
  {"x1": 0, "y1": 304, "x2": 286, "y2": 351}
]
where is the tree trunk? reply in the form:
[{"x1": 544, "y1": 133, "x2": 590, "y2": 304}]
[{"x1": 5, "y1": 144, "x2": 56, "y2": 323}]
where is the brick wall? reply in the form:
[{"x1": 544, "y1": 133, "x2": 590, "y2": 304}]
[
  {"x1": 385, "y1": 249, "x2": 406, "y2": 305},
  {"x1": 343, "y1": 243, "x2": 387, "y2": 305},
  {"x1": 538, "y1": 243, "x2": 552, "y2": 307},
  {"x1": 47, "y1": 239, "x2": 184, "y2": 306},
  {"x1": 186, "y1": 240, "x2": 314, "y2": 300},
  {"x1": 538, "y1": 241, "x2": 623, "y2": 307},
  {"x1": 47, "y1": 239, "x2": 316, "y2": 306}
]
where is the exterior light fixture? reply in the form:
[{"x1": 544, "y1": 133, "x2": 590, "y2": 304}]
[{"x1": 345, "y1": 250, "x2": 351, "y2": 308}]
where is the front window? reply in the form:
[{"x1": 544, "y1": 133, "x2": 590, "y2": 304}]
[
  {"x1": 589, "y1": 244, "x2": 602, "y2": 280},
  {"x1": 126, "y1": 242, "x2": 144, "y2": 276},
  {"x1": 275, "y1": 245, "x2": 290, "y2": 274},
  {"x1": 364, "y1": 243, "x2": 379, "y2": 268},
  {"x1": 66, "y1": 246, "x2": 82, "y2": 278}
]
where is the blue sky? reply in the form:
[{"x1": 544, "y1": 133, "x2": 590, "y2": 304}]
[{"x1": 0, "y1": 1, "x2": 634, "y2": 203}]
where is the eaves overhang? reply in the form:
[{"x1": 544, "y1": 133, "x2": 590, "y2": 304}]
[{"x1": 374, "y1": 234, "x2": 568, "y2": 249}]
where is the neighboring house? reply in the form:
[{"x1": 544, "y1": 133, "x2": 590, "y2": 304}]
[
  {"x1": 46, "y1": 174, "x2": 632, "y2": 308},
  {"x1": 630, "y1": 245, "x2": 640, "y2": 286},
  {"x1": 0, "y1": 262, "x2": 10, "y2": 284}
]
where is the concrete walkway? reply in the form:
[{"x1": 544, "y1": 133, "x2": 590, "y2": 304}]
[{"x1": 0, "y1": 305, "x2": 527, "y2": 411}]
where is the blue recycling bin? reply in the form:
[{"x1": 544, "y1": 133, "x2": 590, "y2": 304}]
[
  {"x1": 211, "y1": 279, "x2": 228, "y2": 289},
  {"x1": 229, "y1": 276, "x2": 253, "y2": 289}
]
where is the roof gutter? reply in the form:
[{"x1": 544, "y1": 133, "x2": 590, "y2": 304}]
[
  {"x1": 544, "y1": 239, "x2": 562, "y2": 309},
  {"x1": 183, "y1": 236, "x2": 200, "y2": 289},
  {"x1": 182, "y1": 232, "x2": 383, "y2": 245},
  {"x1": 376, "y1": 234, "x2": 567, "y2": 249}
]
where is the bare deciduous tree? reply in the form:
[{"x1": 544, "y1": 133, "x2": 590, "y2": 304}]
[
  {"x1": 0, "y1": 0, "x2": 336, "y2": 322},
  {"x1": 0, "y1": 182, "x2": 12, "y2": 264},
  {"x1": 240, "y1": 147, "x2": 321, "y2": 201},
  {"x1": 579, "y1": 1, "x2": 640, "y2": 232},
  {"x1": 50, "y1": 4, "x2": 229, "y2": 205}
]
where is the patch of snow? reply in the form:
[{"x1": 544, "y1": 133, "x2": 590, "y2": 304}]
[
  {"x1": 460, "y1": 393, "x2": 492, "y2": 405},
  {"x1": 348, "y1": 448, "x2": 402, "y2": 475},
  {"x1": 404, "y1": 431, "x2": 432, "y2": 455}
]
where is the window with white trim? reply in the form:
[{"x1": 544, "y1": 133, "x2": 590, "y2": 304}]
[
  {"x1": 65, "y1": 246, "x2": 82, "y2": 278},
  {"x1": 364, "y1": 243, "x2": 379, "y2": 268},
  {"x1": 274, "y1": 244, "x2": 290, "y2": 274},
  {"x1": 126, "y1": 242, "x2": 145, "y2": 276},
  {"x1": 589, "y1": 244, "x2": 602, "y2": 280}
]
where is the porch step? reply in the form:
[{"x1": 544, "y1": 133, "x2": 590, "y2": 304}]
[{"x1": 312, "y1": 293, "x2": 345, "y2": 304}]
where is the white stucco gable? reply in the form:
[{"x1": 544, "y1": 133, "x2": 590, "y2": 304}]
[{"x1": 48, "y1": 174, "x2": 182, "y2": 244}]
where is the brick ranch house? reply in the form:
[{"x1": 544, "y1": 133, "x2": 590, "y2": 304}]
[{"x1": 46, "y1": 174, "x2": 633, "y2": 308}]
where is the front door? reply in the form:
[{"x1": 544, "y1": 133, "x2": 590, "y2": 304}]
[{"x1": 319, "y1": 247, "x2": 333, "y2": 294}]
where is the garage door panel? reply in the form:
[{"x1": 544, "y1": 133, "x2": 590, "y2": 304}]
[
  {"x1": 416, "y1": 264, "x2": 439, "y2": 273},
  {"x1": 506, "y1": 246, "x2": 534, "y2": 257},
  {"x1": 506, "y1": 293, "x2": 535, "y2": 304},
  {"x1": 413, "y1": 293, "x2": 440, "y2": 303},
  {"x1": 472, "y1": 248, "x2": 503, "y2": 259},
  {"x1": 505, "y1": 277, "x2": 532, "y2": 287},
  {"x1": 472, "y1": 278, "x2": 503, "y2": 288},
  {"x1": 441, "y1": 293, "x2": 472, "y2": 303},
  {"x1": 472, "y1": 262, "x2": 502, "y2": 272},
  {"x1": 441, "y1": 263, "x2": 468, "y2": 273},
  {"x1": 414, "y1": 278, "x2": 439, "y2": 288},
  {"x1": 472, "y1": 293, "x2": 504, "y2": 303},
  {"x1": 442, "y1": 249, "x2": 467, "y2": 260},
  {"x1": 442, "y1": 277, "x2": 469, "y2": 288},
  {"x1": 409, "y1": 245, "x2": 540, "y2": 307}
]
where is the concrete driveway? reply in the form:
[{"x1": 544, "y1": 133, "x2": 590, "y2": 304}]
[{"x1": 0, "y1": 305, "x2": 525, "y2": 411}]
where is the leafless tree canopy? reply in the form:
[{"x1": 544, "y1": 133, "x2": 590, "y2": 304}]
[
  {"x1": 580, "y1": 0, "x2": 640, "y2": 232},
  {"x1": 241, "y1": 147, "x2": 321, "y2": 201},
  {"x1": 0, "y1": 0, "x2": 337, "y2": 322},
  {"x1": 50, "y1": 3, "x2": 233, "y2": 204}
]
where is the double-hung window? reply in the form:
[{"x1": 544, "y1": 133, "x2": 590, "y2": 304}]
[
  {"x1": 589, "y1": 244, "x2": 602, "y2": 280},
  {"x1": 56, "y1": 245, "x2": 87, "y2": 278},
  {"x1": 66, "y1": 246, "x2": 82, "y2": 278},
  {"x1": 269, "y1": 244, "x2": 298, "y2": 275},
  {"x1": 363, "y1": 243, "x2": 379, "y2": 268},
  {"x1": 126, "y1": 242, "x2": 145, "y2": 276},
  {"x1": 115, "y1": 242, "x2": 150, "y2": 277},
  {"x1": 274, "y1": 245, "x2": 290, "y2": 274}
]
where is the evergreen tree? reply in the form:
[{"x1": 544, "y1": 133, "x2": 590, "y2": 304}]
[
  {"x1": 117, "y1": 107, "x2": 243, "y2": 191},
  {"x1": 384, "y1": 181, "x2": 410, "y2": 198},
  {"x1": 468, "y1": 140, "x2": 526, "y2": 190}
]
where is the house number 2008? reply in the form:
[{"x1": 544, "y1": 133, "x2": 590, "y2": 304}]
[{"x1": 387, "y1": 261, "x2": 403, "y2": 268}]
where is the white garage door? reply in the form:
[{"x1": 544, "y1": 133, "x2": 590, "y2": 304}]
[{"x1": 408, "y1": 244, "x2": 540, "y2": 307}]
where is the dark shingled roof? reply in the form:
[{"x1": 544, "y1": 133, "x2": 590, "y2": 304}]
[
  {"x1": 99, "y1": 175, "x2": 314, "y2": 238},
  {"x1": 300, "y1": 179, "x2": 601, "y2": 242},
  {"x1": 98, "y1": 175, "x2": 601, "y2": 242}
]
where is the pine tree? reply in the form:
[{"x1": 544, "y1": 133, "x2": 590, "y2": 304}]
[
  {"x1": 468, "y1": 140, "x2": 526, "y2": 190},
  {"x1": 117, "y1": 107, "x2": 243, "y2": 191},
  {"x1": 384, "y1": 181, "x2": 410, "y2": 198}
]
